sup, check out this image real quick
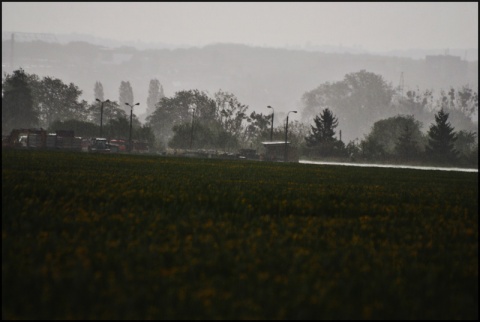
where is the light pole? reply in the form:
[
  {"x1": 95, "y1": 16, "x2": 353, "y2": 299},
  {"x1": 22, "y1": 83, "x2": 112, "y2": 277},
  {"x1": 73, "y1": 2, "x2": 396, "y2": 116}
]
[
  {"x1": 267, "y1": 105, "x2": 274, "y2": 141},
  {"x1": 189, "y1": 106, "x2": 196, "y2": 149},
  {"x1": 125, "y1": 102, "x2": 139, "y2": 152},
  {"x1": 96, "y1": 99, "x2": 110, "y2": 137},
  {"x1": 284, "y1": 110, "x2": 297, "y2": 162}
]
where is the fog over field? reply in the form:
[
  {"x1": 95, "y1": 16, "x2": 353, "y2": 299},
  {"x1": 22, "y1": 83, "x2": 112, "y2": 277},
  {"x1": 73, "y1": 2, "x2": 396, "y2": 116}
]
[{"x1": 2, "y1": 2, "x2": 478, "y2": 148}]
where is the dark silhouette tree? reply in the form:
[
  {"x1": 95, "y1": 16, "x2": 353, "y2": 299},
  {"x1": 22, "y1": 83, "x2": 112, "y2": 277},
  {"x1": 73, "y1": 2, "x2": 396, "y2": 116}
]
[
  {"x1": 305, "y1": 108, "x2": 343, "y2": 158},
  {"x1": 426, "y1": 109, "x2": 458, "y2": 164},
  {"x1": 243, "y1": 111, "x2": 272, "y2": 149},
  {"x1": 2, "y1": 69, "x2": 39, "y2": 133},
  {"x1": 87, "y1": 100, "x2": 128, "y2": 126},
  {"x1": 394, "y1": 122, "x2": 422, "y2": 162},
  {"x1": 35, "y1": 76, "x2": 87, "y2": 127},
  {"x1": 305, "y1": 108, "x2": 338, "y2": 146},
  {"x1": 362, "y1": 114, "x2": 425, "y2": 161},
  {"x1": 214, "y1": 90, "x2": 249, "y2": 146},
  {"x1": 454, "y1": 130, "x2": 478, "y2": 167}
]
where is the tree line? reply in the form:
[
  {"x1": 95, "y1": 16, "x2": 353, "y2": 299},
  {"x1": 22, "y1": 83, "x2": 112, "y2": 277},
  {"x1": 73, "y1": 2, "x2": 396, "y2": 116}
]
[
  {"x1": 2, "y1": 68, "x2": 478, "y2": 167},
  {"x1": 300, "y1": 70, "x2": 477, "y2": 167},
  {"x1": 303, "y1": 107, "x2": 477, "y2": 167},
  {"x1": 2, "y1": 69, "x2": 154, "y2": 146}
]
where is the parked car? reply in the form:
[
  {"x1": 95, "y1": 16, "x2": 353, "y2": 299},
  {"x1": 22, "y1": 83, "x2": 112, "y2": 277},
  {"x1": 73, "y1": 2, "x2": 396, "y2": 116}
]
[{"x1": 88, "y1": 138, "x2": 110, "y2": 153}]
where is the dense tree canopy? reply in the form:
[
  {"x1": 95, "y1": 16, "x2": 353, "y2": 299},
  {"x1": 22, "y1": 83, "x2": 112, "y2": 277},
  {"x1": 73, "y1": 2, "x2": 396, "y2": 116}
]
[
  {"x1": 146, "y1": 90, "x2": 216, "y2": 146},
  {"x1": 2, "y1": 69, "x2": 39, "y2": 133},
  {"x1": 361, "y1": 114, "x2": 425, "y2": 161},
  {"x1": 2, "y1": 67, "x2": 477, "y2": 167},
  {"x1": 454, "y1": 130, "x2": 478, "y2": 166},
  {"x1": 88, "y1": 100, "x2": 128, "y2": 126},
  {"x1": 394, "y1": 123, "x2": 423, "y2": 162},
  {"x1": 34, "y1": 76, "x2": 88, "y2": 127},
  {"x1": 302, "y1": 70, "x2": 396, "y2": 142},
  {"x1": 146, "y1": 89, "x2": 270, "y2": 151}
]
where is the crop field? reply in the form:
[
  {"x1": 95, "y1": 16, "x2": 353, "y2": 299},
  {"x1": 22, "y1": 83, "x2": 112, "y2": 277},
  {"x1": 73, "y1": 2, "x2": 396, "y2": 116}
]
[{"x1": 2, "y1": 149, "x2": 478, "y2": 319}]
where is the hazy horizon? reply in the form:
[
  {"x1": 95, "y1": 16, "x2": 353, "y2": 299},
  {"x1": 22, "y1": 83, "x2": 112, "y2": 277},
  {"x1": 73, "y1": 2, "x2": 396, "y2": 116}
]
[{"x1": 2, "y1": 2, "x2": 478, "y2": 56}]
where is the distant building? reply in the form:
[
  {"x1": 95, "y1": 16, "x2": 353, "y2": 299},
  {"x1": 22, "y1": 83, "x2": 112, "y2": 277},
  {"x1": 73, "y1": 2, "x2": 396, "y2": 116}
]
[{"x1": 261, "y1": 141, "x2": 299, "y2": 162}]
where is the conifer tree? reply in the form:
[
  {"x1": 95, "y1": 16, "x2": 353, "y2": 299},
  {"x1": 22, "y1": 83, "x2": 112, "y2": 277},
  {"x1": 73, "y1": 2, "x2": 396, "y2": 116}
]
[
  {"x1": 305, "y1": 108, "x2": 339, "y2": 146},
  {"x1": 426, "y1": 109, "x2": 458, "y2": 164},
  {"x1": 305, "y1": 108, "x2": 342, "y2": 157}
]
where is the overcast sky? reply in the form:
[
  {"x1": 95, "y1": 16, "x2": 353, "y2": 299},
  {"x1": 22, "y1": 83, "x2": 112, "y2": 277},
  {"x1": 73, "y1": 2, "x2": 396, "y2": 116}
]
[{"x1": 2, "y1": 2, "x2": 478, "y2": 53}]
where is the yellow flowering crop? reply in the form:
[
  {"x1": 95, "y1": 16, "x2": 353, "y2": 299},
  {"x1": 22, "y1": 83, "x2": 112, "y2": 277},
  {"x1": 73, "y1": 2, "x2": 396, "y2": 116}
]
[{"x1": 2, "y1": 149, "x2": 478, "y2": 319}]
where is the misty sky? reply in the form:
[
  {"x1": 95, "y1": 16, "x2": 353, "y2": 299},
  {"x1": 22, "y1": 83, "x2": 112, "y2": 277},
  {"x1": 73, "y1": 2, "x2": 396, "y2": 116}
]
[{"x1": 2, "y1": 2, "x2": 478, "y2": 52}]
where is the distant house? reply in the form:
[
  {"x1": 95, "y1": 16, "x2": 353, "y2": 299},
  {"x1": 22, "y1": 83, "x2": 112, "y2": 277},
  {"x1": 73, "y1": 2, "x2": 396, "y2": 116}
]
[{"x1": 261, "y1": 141, "x2": 299, "y2": 162}]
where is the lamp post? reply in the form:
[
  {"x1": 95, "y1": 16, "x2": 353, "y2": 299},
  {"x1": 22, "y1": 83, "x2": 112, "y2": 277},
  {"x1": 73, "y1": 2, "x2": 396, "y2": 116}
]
[
  {"x1": 96, "y1": 99, "x2": 110, "y2": 137},
  {"x1": 189, "y1": 106, "x2": 196, "y2": 149},
  {"x1": 284, "y1": 110, "x2": 297, "y2": 162},
  {"x1": 125, "y1": 102, "x2": 139, "y2": 152},
  {"x1": 267, "y1": 105, "x2": 274, "y2": 141}
]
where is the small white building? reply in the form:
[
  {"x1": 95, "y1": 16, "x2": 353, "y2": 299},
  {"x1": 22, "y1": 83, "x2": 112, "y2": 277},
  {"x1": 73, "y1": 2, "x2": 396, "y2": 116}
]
[{"x1": 261, "y1": 141, "x2": 299, "y2": 162}]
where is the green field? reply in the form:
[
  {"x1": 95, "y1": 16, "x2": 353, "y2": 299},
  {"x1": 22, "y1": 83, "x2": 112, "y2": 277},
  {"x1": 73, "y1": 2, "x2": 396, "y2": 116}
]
[{"x1": 2, "y1": 149, "x2": 478, "y2": 319}]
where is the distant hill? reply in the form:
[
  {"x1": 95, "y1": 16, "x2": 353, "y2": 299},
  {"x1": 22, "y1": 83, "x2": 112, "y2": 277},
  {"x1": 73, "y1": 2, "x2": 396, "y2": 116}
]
[{"x1": 2, "y1": 39, "x2": 478, "y2": 131}]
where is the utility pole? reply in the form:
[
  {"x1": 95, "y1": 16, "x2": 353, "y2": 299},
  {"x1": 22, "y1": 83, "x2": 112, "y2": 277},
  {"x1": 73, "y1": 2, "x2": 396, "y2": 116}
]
[
  {"x1": 125, "y1": 102, "x2": 139, "y2": 152},
  {"x1": 267, "y1": 105, "x2": 274, "y2": 141},
  {"x1": 190, "y1": 107, "x2": 196, "y2": 149},
  {"x1": 284, "y1": 111, "x2": 297, "y2": 162}
]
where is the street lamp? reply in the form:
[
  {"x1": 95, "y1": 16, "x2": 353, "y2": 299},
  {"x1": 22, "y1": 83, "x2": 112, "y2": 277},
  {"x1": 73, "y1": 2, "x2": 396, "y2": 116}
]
[
  {"x1": 189, "y1": 106, "x2": 196, "y2": 149},
  {"x1": 267, "y1": 105, "x2": 274, "y2": 141},
  {"x1": 284, "y1": 110, "x2": 297, "y2": 162},
  {"x1": 96, "y1": 98, "x2": 110, "y2": 137},
  {"x1": 125, "y1": 102, "x2": 139, "y2": 152}
]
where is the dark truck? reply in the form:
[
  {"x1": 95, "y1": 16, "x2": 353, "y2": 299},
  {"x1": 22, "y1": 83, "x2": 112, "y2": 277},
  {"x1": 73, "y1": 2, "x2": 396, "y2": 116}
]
[{"x1": 88, "y1": 138, "x2": 110, "y2": 153}]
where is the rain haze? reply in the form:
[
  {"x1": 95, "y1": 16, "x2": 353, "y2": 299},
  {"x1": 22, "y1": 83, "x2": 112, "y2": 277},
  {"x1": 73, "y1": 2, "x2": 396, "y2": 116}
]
[
  {"x1": 2, "y1": 2, "x2": 478, "y2": 54},
  {"x1": 1, "y1": 1, "x2": 478, "y2": 166},
  {"x1": 2, "y1": 3, "x2": 479, "y2": 320}
]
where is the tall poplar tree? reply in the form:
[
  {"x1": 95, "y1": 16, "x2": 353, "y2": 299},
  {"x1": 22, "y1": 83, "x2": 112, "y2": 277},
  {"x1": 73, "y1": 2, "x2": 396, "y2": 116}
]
[
  {"x1": 94, "y1": 81, "x2": 104, "y2": 101},
  {"x1": 146, "y1": 79, "x2": 164, "y2": 116},
  {"x1": 119, "y1": 81, "x2": 134, "y2": 113}
]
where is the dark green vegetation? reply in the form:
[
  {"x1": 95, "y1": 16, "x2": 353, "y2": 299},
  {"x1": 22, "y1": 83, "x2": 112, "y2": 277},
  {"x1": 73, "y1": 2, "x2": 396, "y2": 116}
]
[
  {"x1": 2, "y1": 150, "x2": 478, "y2": 319},
  {"x1": 3, "y1": 68, "x2": 478, "y2": 168}
]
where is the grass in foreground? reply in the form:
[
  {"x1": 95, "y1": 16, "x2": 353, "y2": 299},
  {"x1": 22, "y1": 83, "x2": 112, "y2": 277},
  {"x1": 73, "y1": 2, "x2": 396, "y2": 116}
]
[{"x1": 2, "y1": 149, "x2": 478, "y2": 319}]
